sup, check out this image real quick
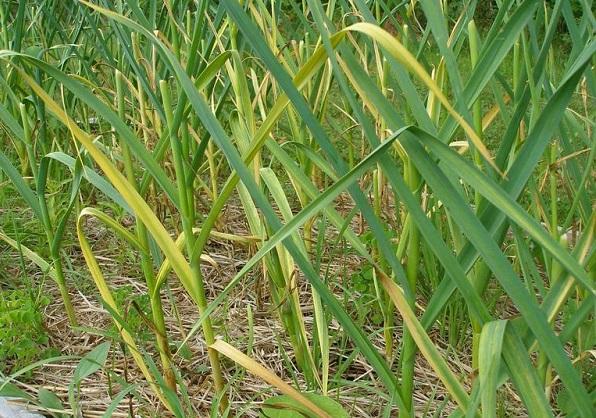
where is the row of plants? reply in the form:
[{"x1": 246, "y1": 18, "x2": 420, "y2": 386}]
[{"x1": 0, "y1": 0, "x2": 593, "y2": 416}]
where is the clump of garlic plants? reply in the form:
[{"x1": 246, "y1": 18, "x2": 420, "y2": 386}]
[{"x1": 0, "y1": 1, "x2": 593, "y2": 417}]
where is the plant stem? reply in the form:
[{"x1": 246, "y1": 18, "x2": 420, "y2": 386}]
[
  {"x1": 116, "y1": 70, "x2": 176, "y2": 391},
  {"x1": 22, "y1": 101, "x2": 77, "y2": 326},
  {"x1": 160, "y1": 80, "x2": 228, "y2": 409},
  {"x1": 400, "y1": 157, "x2": 420, "y2": 412}
]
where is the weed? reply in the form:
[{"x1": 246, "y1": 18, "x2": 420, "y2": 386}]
[{"x1": 0, "y1": 288, "x2": 56, "y2": 375}]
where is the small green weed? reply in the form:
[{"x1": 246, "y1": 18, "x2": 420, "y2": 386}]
[{"x1": 0, "y1": 288, "x2": 56, "y2": 374}]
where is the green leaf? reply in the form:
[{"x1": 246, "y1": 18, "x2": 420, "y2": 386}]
[
  {"x1": 478, "y1": 321, "x2": 506, "y2": 418},
  {"x1": 0, "y1": 149, "x2": 41, "y2": 220},
  {"x1": 0, "y1": 382, "x2": 31, "y2": 400},
  {"x1": 73, "y1": 341, "x2": 111, "y2": 383},
  {"x1": 38, "y1": 388, "x2": 65, "y2": 416}
]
